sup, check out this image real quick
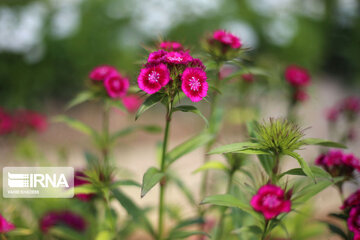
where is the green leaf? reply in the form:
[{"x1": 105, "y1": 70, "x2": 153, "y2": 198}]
[
  {"x1": 7, "y1": 228, "x2": 33, "y2": 236},
  {"x1": 73, "y1": 184, "x2": 98, "y2": 194},
  {"x1": 111, "y1": 179, "x2": 141, "y2": 188},
  {"x1": 166, "y1": 133, "x2": 214, "y2": 166},
  {"x1": 324, "y1": 222, "x2": 348, "y2": 240},
  {"x1": 66, "y1": 91, "x2": 95, "y2": 109},
  {"x1": 172, "y1": 105, "x2": 208, "y2": 126},
  {"x1": 49, "y1": 226, "x2": 85, "y2": 240},
  {"x1": 257, "y1": 154, "x2": 274, "y2": 176},
  {"x1": 141, "y1": 167, "x2": 165, "y2": 198},
  {"x1": 135, "y1": 93, "x2": 164, "y2": 120},
  {"x1": 110, "y1": 125, "x2": 161, "y2": 142},
  {"x1": 201, "y1": 194, "x2": 262, "y2": 221},
  {"x1": 171, "y1": 218, "x2": 205, "y2": 231},
  {"x1": 292, "y1": 179, "x2": 336, "y2": 204},
  {"x1": 95, "y1": 231, "x2": 114, "y2": 240},
  {"x1": 208, "y1": 142, "x2": 261, "y2": 155},
  {"x1": 167, "y1": 230, "x2": 210, "y2": 239},
  {"x1": 285, "y1": 151, "x2": 315, "y2": 182},
  {"x1": 301, "y1": 138, "x2": 346, "y2": 149},
  {"x1": 279, "y1": 166, "x2": 332, "y2": 179},
  {"x1": 192, "y1": 161, "x2": 229, "y2": 174},
  {"x1": 232, "y1": 225, "x2": 262, "y2": 235},
  {"x1": 235, "y1": 148, "x2": 271, "y2": 155}
]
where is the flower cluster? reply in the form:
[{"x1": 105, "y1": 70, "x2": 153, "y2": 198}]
[
  {"x1": 74, "y1": 171, "x2": 95, "y2": 201},
  {"x1": 40, "y1": 211, "x2": 86, "y2": 233},
  {"x1": 205, "y1": 30, "x2": 242, "y2": 59},
  {"x1": 342, "y1": 190, "x2": 360, "y2": 238},
  {"x1": 326, "y1": 96, "x2": 360, "y2": 122},
  {"x1": 250, "y1": 184, "x2": 291, "y2": 220},
  {"x1": 137, "y1": 42, "x2": 208, "y2": 102},
  {"x1": 0, "y1": 214, "x2": 15, "y2": 233},
  {"x1": 315, "y1": 150, "x2": 360, "y2": 178},
  {"x1": 284, "y1": 65, "x2": 311, "y2": 103},
  {"x1": 0, "y1": 108, "x2": 47, "y2": 136}
]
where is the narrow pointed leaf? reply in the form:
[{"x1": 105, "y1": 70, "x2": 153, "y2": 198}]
[
  {"x1": 135, "y1": 93, "x2": 164, "y2": 120},
  {"x1": 279, "y1": 166, "x2": 332, "y2": 179},
  {"x1": 192, "y1": 161, "x2": 229, "y2": 174},
  {"x1": 172, "y1": 105, "x2": 208, "y2": 126},
  {"x1": 110, "y1": 125, "x2": 161, "y2": 142},
  {"x1": 301, "y1": 138, "x2": 346, "y2": 149},
  {"x1": 285, "y1": 151, "x2": 315, "y2": 182},
  {"x1": 141, "y1": 167, "x2": 165, "y2": 198},
  {"x1": 209, "y1": 142, "x2": 260, "y2": 155},
  {"x1": 232, "y1": 225, "x2": 262, "y2": 235},
  {"x1": 66, "y1": 91, "x2": 95, "y2": 109},
  {"x1": 53, "y1": 116, "x2": 98, "y2": 138}
]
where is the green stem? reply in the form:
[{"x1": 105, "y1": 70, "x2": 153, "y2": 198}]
[
  {"x1": 158, "y1": 100, "x2": 173, "y2": 240},
  {"x1": 213, "y1": 170, "x2": 235, "y2": 240},
  {"x1": 1, "y1": 234, "x2": 7, "y2": 240},
  {"x1": 261, "y1": 220, "x2": 269, "y2": 240}
]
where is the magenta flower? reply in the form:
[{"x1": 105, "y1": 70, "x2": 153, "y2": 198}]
[
  {"x1": 190, "y1": 58, "x2": 206, "y2": 71},
  {"x1": 213, "y1": 30, "x2": 242, "y2": 49},
  {"x1": 250, "y1": 184, "x2": 291, "y2": 220},
  {"x1": 138, "y1": 63, "x2": 170, "y2": 94},
  {"x1": 348, "y1": 206, "x2": 360, "y2": 236},
  {"x1": 326, "y1": 107, "x2": 340, "y2": 122},
  {"x1": 294, "y1": 89, "x2": 309, "y2": 102},
  {"x1": 160, "y1": 41, "x2": 183, "y2": 51},
  {"x1": 89, "y1": 65, "x2": 118, "y2": 82},
  {"x1": 0, "y1": 214, "x2": 15, "y2": 233},
  {"x1": 104, "y1": 72, "x2": 129, "y2": 98},
  {"x1": 74, "y1": 171, "x2": 95, "y2": 201},
  {"x1": 40, "y1": 211, "x2": 86, "y2": 233},
  {"x1": 0, "y1": 109, "x2": 13, "y2": 135},
  {"x1": 148, "y1": 50, "x2": 167, "y2": 64},
  {"x1": 12, "y1": 110, "x2": 47, "y2": 136},
  {"x1": 355, "y1": 232, "x2": 360, "y2": 240},
  {"x1": 181, "y1": 67, "x2": 208, "y2": 102},
  {"x1": 285, "y1": 65, "x2": 311, "y2": 87},
  {"x1": 242, "y1": 73, "x2": 255, "y2": 83},
  {"x1": 165, "y1": 51, "x2": 193, "y2": 65},
  {"x1": 342, "y1": 190, "x2": 360, "y2": 210},
  {"x1": 341, "y1": 97, "x2": 360, "y2": 114},
  {"x1": 122, "y1": 95, "x2": 143, "y2": 113}
]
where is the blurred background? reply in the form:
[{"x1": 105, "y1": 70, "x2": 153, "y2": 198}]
[{"x1": 0, "y1": 0, "x2": 360, "y2": 109}]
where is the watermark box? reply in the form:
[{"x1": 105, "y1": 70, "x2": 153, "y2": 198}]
[{"x1": 3, "y1": 167, "x2": 74, "y2": 198}]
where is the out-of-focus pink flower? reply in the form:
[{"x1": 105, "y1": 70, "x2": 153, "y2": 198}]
[
  {"x1": 213, "y1": 30, "x2": 242, "y2": 49},
  {"x1": 285, "y1": 65, "x2": 310, "y2": 87},
  {"x1": 40, "y1": 211, "x2": 86, "y2": 233},
  {"x1": 190, "y1": 58, "x2": 206, "y2": 71},
  {"x1": 181, "y1": 67, "x2": 208, "y2": 102},
  {"x1": 242, "y1": 73, "x2": 255, "y2": 83},
  {"x1": 348, "y1": 128, "x2": 357, "y2": 141},
  {"x1": 165, "y1": 51, "x2": 193, "y2": 65},
  {"x1": 74, "y1": 171, "x2": 95, "y2": 201},
  {"x1": 0, "y1": 214, "x2": 15, "y2": 233},
  {"x1": 138, "y1": 63, "x2": 170, "y2": 94},
  {"x1": 13, "y1": 110, "x2": 47, "y2": 136},
  {"x1": 342, "y1": 190, "x2": 360, "y2": 210},
  {"x1": 326, "y1": 107, "x2": 340, "y2": 122},
  {"x1": 199, "y1": 218, "x2": 216, "y2": 240},
  {"x1": 104, "y1": 73, "x2": 130, "y2": 98},
  {"x1": 294, "y1": 89, "x2": 309, "y2": 102},
  {"x1": 348, "y1": 206, "x2": 360, "y2": 236},
  {"x1": 250, "y1": 184, "x2": 291, "y2": 220},
  {"x1": 122, "y1": 95, "x2": 143, "y2": 113},
  {"x1": 0, "y1": 109, "x2": 13, "y2": 135},
  {"x1": 341, "y1": 97, "x2": 360, "y2": 114},
  {"x1": 89, "y1": 65, "x2": 118, "y2": 82},
  {"x1": 160, "y1": 41, "x2": 183, "y2": 51},
  {"x1": 316, "y1": 150, "x2": 360, "y2": 177},
  {"x1": 147, "y1": 50, "x2": 167, "y2": 64},
  {"x1": 355, "y1": 232, "x2": 360, "y2": 240},
  {"x1": 218, "y1": 65, "x2": 236, "y2": 81}
]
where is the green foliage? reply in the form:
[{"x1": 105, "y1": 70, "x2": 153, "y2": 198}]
[
  {"x1": 135, "y1": 93, "x2": 164, "y2": 120},
  {"x1": 141, "y1": 167, "x2": 165, "y2": 198}
]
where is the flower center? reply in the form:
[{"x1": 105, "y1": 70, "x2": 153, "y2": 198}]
[
  {"x1": 168, "y1": 56, "x2": 183, "y2": 62},
  {"x1": 112, "y1": 80, "x2": 120, "y2": 89},
  {"x1": 262, "y1": 195, "x2": 281, "y2": 208},
  {"x1": 189, "y1": 77, "x2": 201, "y2": 91},
  {"x1": 148, "y1": 71, "x2": 160, "y2": 83},
  {"x1": 222, "y1": 35, "x2": 232, "y2": 44}
]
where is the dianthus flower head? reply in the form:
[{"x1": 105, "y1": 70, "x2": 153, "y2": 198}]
[
  {"x1": 160, "y1": 41, "x2": 183, "y2": 51},
  {"x1": 326, "y1": 107, "x2": 340, "y2": 122},
  {"x1": 285, "y1": 65, "x2": 311, "y2": 87},
  {"x1": 40, "y1": 211, "x2": 86, "y2": 233},
  {"x1": 165, "y1": 51, "x2": 193, "y2": 65},
  {"x1": 0, "y1": 214, "x2": 15, "y2": 233},
  {"x1": 348, "y1": 206, "x2": 360, "y2": 235},
  {"x1": 342, "y1": 190, "x2": 360, "y2": 210},
  {"x1": 89, "y1": 65, "x2": 118, "y2": 82},
  {"x1": 147, "y1": 50, "x2": 167, "y2": 64},
  {"x1": 190, "y1": 58, "x2": 206, "y2": 71},
  {"x1": 104, "y1": 72, "x2": 129, "y2": 98},
  {"x1": 213, "y1": 30, "x2": 242, "y2": 49},
  {"x1": 138, "y1": 63, "x2": 170, "y2": 94},
  {"x1": 122, "y1": 95, "x2": 143, "y2": 113},
  {"x1": 181, "y1": 67, "x2": 208, "y2": 102},
  {"x1": 250, "y1": 184, "x2": 291, "y2": 220}
]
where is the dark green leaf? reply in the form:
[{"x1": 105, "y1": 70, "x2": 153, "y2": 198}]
[
  {"x1": 285, "y1": 151, "x2": 315, "y2": 182},
  {"x1": 301, "y1": 138, "x2": 346, "y2": 149},
  {"x1": 279, "y1": 166, "x2": 332, "y2": 179},
  {"x1": 135, "y1": 93, "x2": 164, "y2": 120},
  {"x1": 208, "y1": 142, "x2": 261, "y2": 155},
  {"x1": 141, "y1": 167, "x2": 165, "y2": 198},
  {"x1": 172, "y1": 105, "x2": 208, "y2": 126},
  {"x1": 324, "y1": 222, "x2": 347, "y2": 240}
]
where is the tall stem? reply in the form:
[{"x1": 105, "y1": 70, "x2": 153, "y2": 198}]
[
  {"x1": 213, "y1": 170, "x2": 235, "y2": 240},
  {"x1": 102, "y1": 104, "x2": 111, "y2": 180},
  {"x1": 158, "y1": 100, "x2": 173, "y2": 240},
  {"x1": 261, "y1": 220, "x2": 269, "y2": 240}
]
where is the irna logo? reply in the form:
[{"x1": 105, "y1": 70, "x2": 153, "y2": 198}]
[{"x1": 8, "y1": 172, "x2": 69, "y2": 188}]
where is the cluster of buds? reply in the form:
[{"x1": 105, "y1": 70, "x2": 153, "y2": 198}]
[
  {"x1": 204, "y1": 30, "x2": 242, "y2": 61},
  {"x1": 137, "y1": 42, "x2": 208, "y2": 102},
  {"x1": 284, "y1": 65, "x2": 311, "y2": 103}
]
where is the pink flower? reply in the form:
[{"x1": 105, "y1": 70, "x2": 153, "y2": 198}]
[
  {"x1": 165, "y1": 51, "x2": 193, "y2": 65},
  {"x1": 122, "y1": 95, "x2": 143, "y2": 113},
  {"x1": 342, "y1": 190, "x2": 360, "y2": 210},
  {"x1": 341, "y1": 97, "x2": 360, "y2": 114},
  {"x1": 148, "y1": 50, "x2": 167, "y2": 64},
  {"x1": 355, "y1": 232, "x2": 360, "y2": 240},
  {"x1": 0, "y1": 109, "x2": 13, "y2": 135},
  {"x1": 213, "y1": 30, "x2": 242, "y2": 49},
  {"x1": 348, "y1": 206, "x2": 360, "y2": 235},
  {"x1": 326, "y1": 107, "x2": 340, "y2": 122},
  {"x1": 160, "y1": 41, "x2": 183, "y2": 51},
  {"x1": 74, "y1": 171, "x2": 95, "y2": 201},
  {"x1": 0, "y1": 214, "x2": 15, "y2": 233},
  {"x1": 104, "y1": 73, "x2": 129, "y2": 98},
  {"x1": 190, "y1": 58, "x2": 206, "y2": 71},
  {"x1": 13, "y1": 110, "x2": 47, "y2": 136},
  {"x1": 250, "y1": 184, "x2": 291, "y2": 220},
  {"x1": 89, "y1": 65, "x2": 118, "y2": 82},
  {"x1": 40, "y1": 211, "x2": 86, "y2": 233},
  {"x1": 294, "y1": 89, "x2": 309, "y2": 102},
  {"x1": 285, "y1": 65, "x2": 311, "y2": 87},
  {"x1": 242, "y1": 73, "x2": 255, "y2": 83},
  {"x1": 181, "y1": 67, "x2": 208, "y2": 102},
  {"x1": 219, "y1": 66, "x2": 236, "y2": 81},
  {"x1": 138, "y1": 63, "x2": 170, "y2": 94}
]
